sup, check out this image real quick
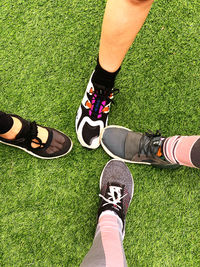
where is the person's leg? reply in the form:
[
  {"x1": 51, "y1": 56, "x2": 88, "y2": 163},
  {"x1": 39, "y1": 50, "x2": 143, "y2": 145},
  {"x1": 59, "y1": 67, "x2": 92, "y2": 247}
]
[
  {"x1": 101, "y1": 126, "x2": 200, "y2": 169},
  {"x1": 99, "y1": 0, "x2": 154, "y2": 73},
  {"x1": 93, "y1": 0, "x2": 154, "y2": 87},
  {"x1": 0, "y1": 111, "x2": 14, "y2": 134},
  {"x1": 0, "y1": 111, "x2": 72, "y2": 159},
  {"x1": 163, "y1": 136, "x2": 200, "y2": 168},
  {"x1": 76, "y1": 0, "x2": 154, "y2": 149},
  {"x1": 80, "y1": 160, "x2": 134, "y2": 267},
  {"x1": 81, "y1": 213, "x2": 127, "y2": 267}
]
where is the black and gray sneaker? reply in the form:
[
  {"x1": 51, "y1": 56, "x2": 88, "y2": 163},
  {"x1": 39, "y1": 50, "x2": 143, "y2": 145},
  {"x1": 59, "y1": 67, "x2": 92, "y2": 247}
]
[
  {"x1": 98, "y1": 159, "x2": 134, "y2": 236},
  {"x1": 101, "y1": 126, "x2": 179, "y2": 168},
  {"x1": 0, "y1": 114, "x2": 73, "y2": 159}
]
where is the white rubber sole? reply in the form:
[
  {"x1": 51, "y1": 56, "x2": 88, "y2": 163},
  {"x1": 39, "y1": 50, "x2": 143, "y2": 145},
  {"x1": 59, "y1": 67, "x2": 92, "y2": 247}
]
[
  {"x1": 0, "y1": 131, "x2": 73, "y2": 160},
  {"x1": 100, "y1": 125, "x2": 151, "y2": 165}
]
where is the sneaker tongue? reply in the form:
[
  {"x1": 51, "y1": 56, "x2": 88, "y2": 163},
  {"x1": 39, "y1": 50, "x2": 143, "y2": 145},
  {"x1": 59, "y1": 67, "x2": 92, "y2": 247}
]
[{"x1": 125, "y1": 132, "x2": 143, "y2": 160}]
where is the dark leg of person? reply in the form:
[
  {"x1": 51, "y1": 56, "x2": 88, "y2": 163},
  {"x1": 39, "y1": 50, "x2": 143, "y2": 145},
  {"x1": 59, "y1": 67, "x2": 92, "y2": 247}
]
[{"x1": 0, "y1": 111, "x2": 14, "y2": 134}]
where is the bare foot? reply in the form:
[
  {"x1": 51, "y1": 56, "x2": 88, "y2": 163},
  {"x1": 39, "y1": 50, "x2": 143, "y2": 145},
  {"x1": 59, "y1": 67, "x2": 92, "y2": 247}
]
[
  {"x1": 31, "y1": 126, "x2": 48, "y2": 148},
  {"x1": 0, "y1": 117, "x2": 48, "y2": 148}
]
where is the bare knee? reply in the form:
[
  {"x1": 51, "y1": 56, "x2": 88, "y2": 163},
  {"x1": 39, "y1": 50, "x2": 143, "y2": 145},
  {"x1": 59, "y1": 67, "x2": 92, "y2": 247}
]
[{"x1": 126, "y1": 0, "x2": 154, "y2": 5}]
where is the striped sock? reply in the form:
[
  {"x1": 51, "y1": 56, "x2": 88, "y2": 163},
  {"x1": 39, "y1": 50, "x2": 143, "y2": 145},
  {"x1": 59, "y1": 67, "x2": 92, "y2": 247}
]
[{"x1": 163, "y1": 135, "x2": 200, "y2": 168}]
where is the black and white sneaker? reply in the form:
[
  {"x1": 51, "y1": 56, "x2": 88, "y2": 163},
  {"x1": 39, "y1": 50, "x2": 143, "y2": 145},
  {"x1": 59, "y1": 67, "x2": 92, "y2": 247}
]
[
  {"x1": 76, "y1": 73, "x2": 119, "y2": 149},
  {"x1": 101, "y1": 125, "x2": 179, "y2": 168},
  {"x1": 98, "y1": 159, "x2": 134, "y2": 236},
  {"x1": 0, "y1": 114, "x2": 73, "y2": 159}
]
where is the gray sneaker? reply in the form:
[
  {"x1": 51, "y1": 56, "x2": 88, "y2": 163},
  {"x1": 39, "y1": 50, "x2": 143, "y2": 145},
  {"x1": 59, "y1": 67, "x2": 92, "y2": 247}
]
[
  {"x1": 101, "y1": 126, "x2": 179, "y2": 169},
  {"x1": 98, "y1": 159, "x2": 134, "y2": 236}
]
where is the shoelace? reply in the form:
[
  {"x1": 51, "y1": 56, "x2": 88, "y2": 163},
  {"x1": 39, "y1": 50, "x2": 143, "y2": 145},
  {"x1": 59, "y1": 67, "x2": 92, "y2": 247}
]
[
  {"x1": 99, "y1": 185, "x2": 127, "y2": 210},
  {"x1": 90, "y1": 87, "x2": 119, "y2": 118},
  {"x1": 138, "y1": 130, "x2": 162, "y2": 158}
]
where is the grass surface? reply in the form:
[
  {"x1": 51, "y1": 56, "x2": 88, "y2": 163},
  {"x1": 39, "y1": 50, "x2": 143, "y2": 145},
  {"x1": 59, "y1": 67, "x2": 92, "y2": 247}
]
[{"x1": 0, "y1": 0, "x2": 200, "y2": 266}]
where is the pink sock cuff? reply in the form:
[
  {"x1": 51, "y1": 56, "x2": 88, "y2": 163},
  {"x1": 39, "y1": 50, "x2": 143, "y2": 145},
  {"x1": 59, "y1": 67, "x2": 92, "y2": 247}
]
[
  {"x1": 163, "y1": 136, "x2": 180, "y2": 164},
  {"x1": 98, "y1": 214, "x2": 124, "y2": 267},
  {"x1": 163, "y1": 135, "x2": 200, "y2": 168}
]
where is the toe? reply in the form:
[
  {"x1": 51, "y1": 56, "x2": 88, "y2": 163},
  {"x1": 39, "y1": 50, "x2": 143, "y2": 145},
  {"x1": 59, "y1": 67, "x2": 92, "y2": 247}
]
[
  {"x1": 45, "y1": 129, "x2": 72, "y2": 157},
  {"x1": 102, "y1": 127, "x2": 129, "y2": 158}
]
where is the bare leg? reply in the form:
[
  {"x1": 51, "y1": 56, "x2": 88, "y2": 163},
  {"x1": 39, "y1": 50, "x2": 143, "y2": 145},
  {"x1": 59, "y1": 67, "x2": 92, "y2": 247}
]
[
  {"x1": 99, "y1": 0, "x2": 154, "y2": 72},
  {"x1": 76, "y1": 0, "x2": 154, "y2": 149}
]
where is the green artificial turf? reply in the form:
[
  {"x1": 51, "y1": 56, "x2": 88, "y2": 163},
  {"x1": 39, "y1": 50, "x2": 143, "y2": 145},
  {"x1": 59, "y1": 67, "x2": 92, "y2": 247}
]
[{"x1": 0, "y1": 0, "x2": 200, "y2": 266}]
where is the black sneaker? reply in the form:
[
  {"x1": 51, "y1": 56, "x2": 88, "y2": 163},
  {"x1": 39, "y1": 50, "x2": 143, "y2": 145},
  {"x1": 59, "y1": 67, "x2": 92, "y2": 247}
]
[
  {"x1": 98, "y1": 159, "x2": 134, "y2": 236},
  {"x1": 0, "y1": 114, "x2": 73, "y2": 159},
  {"x1": 101, "y1": 126, "x2": 179, "y2": 168},
  {"x1": 76, "y1": 73, "x2": 119, "y2": 149}
]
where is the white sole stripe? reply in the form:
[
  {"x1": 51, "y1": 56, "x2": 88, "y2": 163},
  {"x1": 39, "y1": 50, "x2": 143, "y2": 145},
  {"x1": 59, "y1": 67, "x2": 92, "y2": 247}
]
[{"x1": 0, "y1": 130, "x2": 73, "y2": 160}]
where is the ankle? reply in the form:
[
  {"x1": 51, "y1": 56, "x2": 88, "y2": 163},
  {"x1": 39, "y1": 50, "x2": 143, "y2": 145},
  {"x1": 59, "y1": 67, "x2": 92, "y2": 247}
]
[
  {"x1": 98, "y1": 211, "x2": 123, "y2": 236},
  {"x1": 0, "y1": 117, "x2": 22, "y2": 140},
  {"x1": 0, "y1": 112, "x2": 14, "y2": 134},
  {"x1": 92, "y1": 58, "x2": 121, "y2": 89},
  {"x1": 0, "y1": 116, "x2": 49, "y2": 149}
]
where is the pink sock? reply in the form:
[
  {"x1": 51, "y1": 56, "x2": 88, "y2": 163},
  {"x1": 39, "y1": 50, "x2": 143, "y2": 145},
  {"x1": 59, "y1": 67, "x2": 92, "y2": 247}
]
[
  {"x1": 163, "y1": 135, "x2": 200, "y2": 168},
  {"x1": 80, "y1": 211, "x2": 127, "y2": 267},
  {"x1": 98, "y1": 212, "x2": 125, "y2": 267}
]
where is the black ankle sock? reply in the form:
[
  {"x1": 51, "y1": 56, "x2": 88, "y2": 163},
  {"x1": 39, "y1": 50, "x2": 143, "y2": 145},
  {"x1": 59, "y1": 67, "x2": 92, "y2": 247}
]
[
  {"x1": 0, "y1": 111, "x2": 14, "y2": 134},
  {"x1": 91, "y1": 58, "x2": 121, "y2": 89}
]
